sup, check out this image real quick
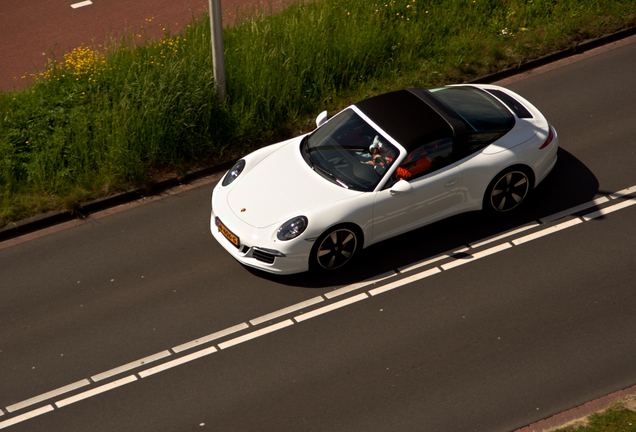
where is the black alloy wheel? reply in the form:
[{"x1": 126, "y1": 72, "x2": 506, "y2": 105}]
[
  {"x1": 487, "y1": 170, "x2": 531, "y2": 212},
  {"x1": 313, "y1": 227, "x2": 358, "y2": 271}
]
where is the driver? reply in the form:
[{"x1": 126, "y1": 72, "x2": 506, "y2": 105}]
[{"x1": 366, "y1": 136, "x2": 396, "y2": 167}]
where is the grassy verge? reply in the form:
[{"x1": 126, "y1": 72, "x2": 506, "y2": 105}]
[
  {"x1": 1, "y1": 0, "x2": 635, "y2": 227},
  {"x1": 556, "y1": 399, "x2": 636, "y2": 431}
]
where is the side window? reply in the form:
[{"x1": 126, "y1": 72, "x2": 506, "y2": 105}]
[{"x1": 395, "y1": 137, "x2": 453, "y2": 182}]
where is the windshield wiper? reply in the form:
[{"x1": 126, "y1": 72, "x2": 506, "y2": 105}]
[{"x1": 313, "y1": 164, "x2": 350, "y2": 189}]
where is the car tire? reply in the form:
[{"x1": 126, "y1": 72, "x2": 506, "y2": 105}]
[
  {"x1": 310, "y1": 226, "x2": 360, "y2": 271},
  {"x1": 484, "y1": 167, "x2": 533, "y2": 212}
]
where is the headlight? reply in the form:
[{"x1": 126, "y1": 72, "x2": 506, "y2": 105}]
[
  {"x1": 222, "y1": 159, "x2": 246, "y2": 187},
  {"x1": 277, "y1": 216, "x2": 308, "y2": 241}
]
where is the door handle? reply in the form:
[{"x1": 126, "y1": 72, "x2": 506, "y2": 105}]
[{"x1": 444, "y1": 178, "x2": 459, "y2": 187}]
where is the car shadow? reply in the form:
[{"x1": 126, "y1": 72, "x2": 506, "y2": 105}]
[{"x1": 249, "y1": 148, "x2": 600, "y2": 288}]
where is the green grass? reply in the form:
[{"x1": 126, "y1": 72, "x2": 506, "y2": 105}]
[
  {"x1": 1, "y1": 0, "x2": 635, "y2": 226},
  {"x1": 556, "y1": 400, "x2": 636, "y2": 431}
]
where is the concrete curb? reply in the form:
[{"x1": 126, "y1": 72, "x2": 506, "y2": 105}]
[
  {"x1": 2, "y1": 26, "x2": 635, "y2": 243},
  {"x1": 513, "y1": 384, "x2": 636, "y2": 432}
]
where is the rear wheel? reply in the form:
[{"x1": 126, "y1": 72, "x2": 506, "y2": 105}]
[
  {"x1": 311, "y1": 226, "x2": 359, "y2": 271},
  {"x1": 484, "y1": 168, "x2": 532, "y2": 212}
]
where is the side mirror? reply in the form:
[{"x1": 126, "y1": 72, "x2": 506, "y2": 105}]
[
  {"x1": 390, "y1": 180, "x2": 413, "y2": 195},
  {"x1": 316, "y1": 111, "x2": 328, "y2": 128}
]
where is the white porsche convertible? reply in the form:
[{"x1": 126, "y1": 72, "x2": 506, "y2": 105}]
[{"x1": 211, "y1": 84, "x2": 558, "y2": 274}]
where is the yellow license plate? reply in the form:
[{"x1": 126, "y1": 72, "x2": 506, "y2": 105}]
[{"x1": 216, "y1": 217, "x2": 239, "y2": 248}]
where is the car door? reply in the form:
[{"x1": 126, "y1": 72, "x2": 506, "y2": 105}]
[
  {"x1": 371, "y1": 138, "x2": 464, "y2": 243},
  {"x1": 371, "y1": 164, "x2": 463, "y2": 243}
]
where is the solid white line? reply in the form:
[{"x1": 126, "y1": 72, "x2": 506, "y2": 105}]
[
  {"x1": 583, "y1": 197, "x2": 636, "y2": 221},
  {"x1": 470, "y1": 222, "x2": 539, "y2": 248},
  {"x1": 6, "y1": 379, "x2": 90, "y2": 412},
  {"x1": 218, "y1": 320, "x2": 294, "y2": 349},
  {"x1": 540, "y1": 197, "x2": 609, "y2": 223},
  {"x1": 0, "y1": 406, "x2": 54, "y2": 430},
  {"x1": 172, "y1": 323, "x2": 249, "y2": 353},
  {"x1": 397, "y1": 246, "x2": 469, "y2": 273},
  {"x1": 325, "y1": 271, "x2": 397, "y2": 299},
  {"x1": 139, "y1": 347, "x2": 218, "y2": 378},
  {"x1": 92, "y1": 351, "x2": 171, "y2": 382},
  {"x1": 609, "y1": 185, "x2": 636, "y2": 199},
  {"x1": 250, "y1": 297, "x2": 324, "y2": 325},
  {"x1": 369, "y1": 267, "x2": 441, "y2": 296},
  {"x1": 55, "y1": 376, "x2": 137, "y2": 408},
  {"x1": 441, "y1": 243, "x2": 512, "y2": 271},
  {"x1": 295, "y1": 294, "x2": 368, "y2": 322},
  {"x1": 70, "y1": 0, "x2": 92, "y2": 9},
  {"x1": 513, "y1": 218, "x2": 583, "y2": 245}
]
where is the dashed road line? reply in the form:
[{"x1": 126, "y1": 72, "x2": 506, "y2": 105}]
[
  {"x1": 70, "y1": 1, "x2": 93, "y2": 9},
  {"x1": 218, "y1": 320, "x2": 294, "y2": 349},
  {"x1": 139, "y1": 347, "x2": 218, "y2": 378},
  {"x1": 539, "y1": 196, "x2": 609, "y2": 223},
  {"x1": 0, "y1": 406, "x2": 54, "y2": 430},
  {"x1": 2, "y1": 185, "x2": 635, "y2": 430},
  {"x1": 250, "y1": 297, "x2": 324, "y2": 325},
  {"x1": 469, "y1": 222, "x2": 538, "y2": 249},
  {"x1": 325, "y1": 271, "x2": 396, "y2": 299},
  {"x1": 5, "y1": 379, "x2": 90, "y2": 413},
  {"x1": 55, "y1": 376, "x2": 137, "y2": 408},
  {"x1": 397, "y1": 246, "x2": 470, "y2": 274},
  {"x1": 369, "y1": 267, "x2": 441, "y2": 296},
  {"x1": 512, "y1": 218, "x2": 583, "y2": 245},
  {"x1": 172, "y1": 323, "x2": 249, "y2": 353},
  {"x1": 441, "y1": 242, "x2": 512, "y2": 270},
  {"x1": 583, "y1": 195, "x2": 636, "y2": 220},
  {"x1": 295, "y1": 294, "x2": 369, "y2": 322},
  {"x1": 92, "y1": 351, "x2": 171, "y2": 382}
]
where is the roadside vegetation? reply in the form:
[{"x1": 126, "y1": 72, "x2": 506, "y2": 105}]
[
  {"x1": 1, "y1": 0, "x2": 635, "y2": 226},
  {"x1": 556, "y1": 399, "x2": 636, "y2": 431}
]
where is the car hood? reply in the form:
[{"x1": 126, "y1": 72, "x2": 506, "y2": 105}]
[{"x1": 227, "y1": 138, "x2": 361, "y2": 228}]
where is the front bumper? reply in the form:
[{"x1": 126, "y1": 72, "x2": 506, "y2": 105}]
[{"x1": 210, "y1": 185, "x2": 313, "y2": 275}]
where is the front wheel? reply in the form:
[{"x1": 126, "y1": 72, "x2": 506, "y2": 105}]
[
  {"x1": 484, "y1": 168, "x2": 532, "y2": 212},
  {"x1": 311, "y1": 227, "x2": 359, "y2": 271}
]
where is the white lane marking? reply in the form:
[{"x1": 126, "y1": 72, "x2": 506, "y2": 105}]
[
  {"x1": 218, "y1": 320, "x2": 294, "y2": 349},
  {"x1": 55, "y1": 376, "x2": 137, "y2": 408},
  {"x1": 295, "y1": 294, "x2": 368, "y2": 322},
  {"x1": 139, "y1": 347, "x2": 217, "y2": 378},
  {"x1": 0, "y1": 406, "x2": 54, "y2": 430},
  {"x1": 610, "y1": 185, "x2": 636, "y2": 199},
  {"x1": 441, "y1": 243, "x2": 512, "y2": 271},
  {"x1": 369, "y1": 267, "x2": 441, "y2": 296},
  {"x1": 512, "y1": 218, "x2": 583, "y2": 245},
  {"x1": 398, "y1": 246, "x2": 469, "y2": 274},
  {"x1": 325, "y1": 271, "x2": 396, "y2": 299},
  {"x1": 92, "y1": 351, "x2": 171, "y2": 382},
  {"x1": 6, "y1": 379, "x2": 90, "y2": 412},
  {"x1": 583, "y1": 196, "x2": 636, "y2": 220},
  {"x1": 470, "y1": 222, "x2": 539, "y2": 248},
  {"x1": 540, "y1": 196, "x2": 609, "y2": 223},
  {"x1": 70, "y1": 0, "x2": 92, "y2": 8},
  {"x1": 172, "y1": 323, "x2": 249, "y2": 353},
  {"x1": 250, "y1": 296, "x2": 324, "y2": 326}
]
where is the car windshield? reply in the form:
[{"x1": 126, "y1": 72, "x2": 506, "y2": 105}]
[{"x1": 302, "y1": 109, "x2": 399, "y2": 192}]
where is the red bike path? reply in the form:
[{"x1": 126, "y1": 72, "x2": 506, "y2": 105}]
[{"x1": 0, "y1": 0, "x2": 287, "y2": 92}]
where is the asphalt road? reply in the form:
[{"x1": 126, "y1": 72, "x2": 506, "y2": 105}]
[{"x1": 1, "y1": 36, "x2": 636, "y2": 432}]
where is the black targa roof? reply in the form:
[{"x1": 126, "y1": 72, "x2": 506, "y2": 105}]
[{"x1": 354, "y1": 89, "x2": 455, "y2": 152}]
